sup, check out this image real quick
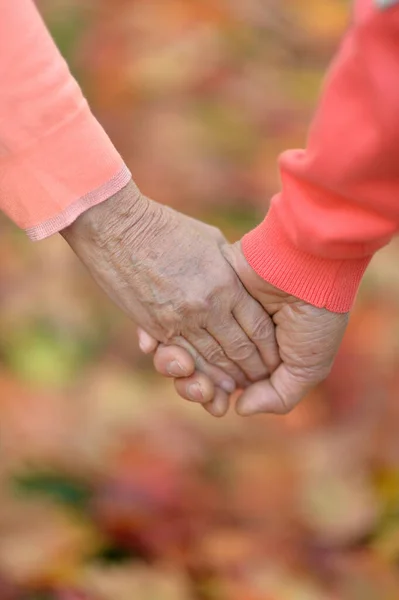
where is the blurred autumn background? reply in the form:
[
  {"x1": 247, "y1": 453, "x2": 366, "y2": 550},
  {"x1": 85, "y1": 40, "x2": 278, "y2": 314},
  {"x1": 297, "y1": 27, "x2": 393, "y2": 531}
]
[{"x1": 2, "y1": 0, "x2": 399, "y2": 598}]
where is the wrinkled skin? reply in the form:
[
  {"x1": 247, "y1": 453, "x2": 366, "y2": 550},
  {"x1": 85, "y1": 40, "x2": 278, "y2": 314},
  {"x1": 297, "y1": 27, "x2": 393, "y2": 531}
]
[
  {"x1": 139, "y1": 242, "x2": 349, "y2": 416},
  {"x1": 62, "y1": 182, "x2": 280, "y2": 400}
]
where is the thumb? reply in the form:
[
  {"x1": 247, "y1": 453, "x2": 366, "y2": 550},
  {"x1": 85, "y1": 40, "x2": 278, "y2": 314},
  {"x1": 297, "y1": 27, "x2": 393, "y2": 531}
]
[{"x1": 236, "y1": 362, "x2": 313, "y2": 416}]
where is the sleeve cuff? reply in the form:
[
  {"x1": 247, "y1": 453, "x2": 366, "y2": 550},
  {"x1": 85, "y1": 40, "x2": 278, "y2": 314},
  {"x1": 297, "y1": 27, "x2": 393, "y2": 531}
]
[
  {"x1": 241, "y1": 204, "x2": 371, "y2": 313},
  {"x1": 26, "y1": 165, "x2": 131, "y2": 241}
]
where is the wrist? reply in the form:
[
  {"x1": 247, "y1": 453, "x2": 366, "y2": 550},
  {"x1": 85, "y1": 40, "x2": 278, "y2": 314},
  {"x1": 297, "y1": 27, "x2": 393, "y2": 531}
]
[{"x1": 61, "y1": 179, "x2": 150, "y2": 246}]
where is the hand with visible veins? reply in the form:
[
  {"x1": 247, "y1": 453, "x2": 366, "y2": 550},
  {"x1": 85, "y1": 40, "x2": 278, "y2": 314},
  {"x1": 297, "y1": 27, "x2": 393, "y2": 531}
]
[
  {"x1": 138, "y1": 241, "x2": 348, "y2": 417},
  {"x1": 62, "y1": 182, "x2": 280, "y2": 412}
]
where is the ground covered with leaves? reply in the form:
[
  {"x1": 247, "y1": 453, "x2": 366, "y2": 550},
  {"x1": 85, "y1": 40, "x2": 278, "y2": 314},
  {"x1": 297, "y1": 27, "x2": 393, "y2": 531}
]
[{"x1": 1, "y1": 1, "x2": 399, "y2": 598}]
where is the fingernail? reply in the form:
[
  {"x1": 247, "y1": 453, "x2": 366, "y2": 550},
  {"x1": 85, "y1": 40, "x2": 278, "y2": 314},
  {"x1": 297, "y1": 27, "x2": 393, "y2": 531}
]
[
  {"x1": 188, "y1": 383, "x2": 204, "y2": 402},
  {"x1": 221, "y1": 380, "x2": 235, "y2": 394},
  {"x1": 138, "y1": 335, "x2": 154, "y2": 354},
  {"x1": 167, "y1": 360, "x2": 184, "y2": 376},
  {"x1": 138, "y1": 338, "x2": 148, "y2": 353}
]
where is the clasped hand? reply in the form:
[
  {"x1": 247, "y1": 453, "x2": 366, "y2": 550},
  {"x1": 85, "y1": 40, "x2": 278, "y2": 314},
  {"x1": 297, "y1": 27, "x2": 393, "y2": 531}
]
[{"x1": 63, "y1": 181, "x2": 348, "y2": 416}]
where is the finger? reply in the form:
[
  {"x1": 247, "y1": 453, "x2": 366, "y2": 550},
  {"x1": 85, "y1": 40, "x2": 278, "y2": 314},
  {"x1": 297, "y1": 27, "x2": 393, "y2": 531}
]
[
  {"x1": 174, "y1": 372, "x2": 215, "y2": 404},
  {"x1": 203, "y1": 387, "x2": 230, "y2": 418},
  {"x1": 185, "y1": 329, "x2": 249, "y2": 390},
  {"x1": 233, "y1": 294, "x2": 280, "y2": 374},
  {"x1": 235, "y1": 363, "x2": 314, "y2": 416},
  {"x1": 137, "y1": 330, "x2": 234, "y2": 395},
  {"x1": 208, "y1": 316, "x2": 269, "y2": 383},
  {"x1": 154, "y1": 343, "x2": 234, "y2": 393},
  {"x1": 137, "y1": 328, "x2": 159, "y2": 354},
  {"x1": 153, "y1": 344, "x2": 196, "y2": 377},
  {"x1": 171, "y1": 335, "x2": 239, "y2": 392}
]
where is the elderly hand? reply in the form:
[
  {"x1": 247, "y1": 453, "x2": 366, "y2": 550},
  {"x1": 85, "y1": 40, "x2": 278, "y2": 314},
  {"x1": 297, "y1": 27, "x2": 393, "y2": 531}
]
[
  {"x1": 61, "y1": 182, "x2": 280, "y2": 397},
  {"x1": 139, "y1": 241, "x2": 349, "y2": 416}
]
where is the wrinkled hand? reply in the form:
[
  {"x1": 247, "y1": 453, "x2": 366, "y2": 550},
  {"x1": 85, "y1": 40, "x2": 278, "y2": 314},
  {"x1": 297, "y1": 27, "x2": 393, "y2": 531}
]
[
  {"x1": 139, "y1": 241, "x2": 349, "y2": 416},
  {"x1": 61, "y1": 182, "x2": 279, "y2": 399}
]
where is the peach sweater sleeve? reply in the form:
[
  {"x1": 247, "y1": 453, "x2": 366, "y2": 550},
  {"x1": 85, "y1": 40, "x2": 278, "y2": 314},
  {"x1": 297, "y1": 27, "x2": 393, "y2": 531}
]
[
  {"x1": 243, "y1": 0, "x2": 399, "y2": 312},
  {"x1": 0, "y1": 0, "x2": 131, "y2": 241}
]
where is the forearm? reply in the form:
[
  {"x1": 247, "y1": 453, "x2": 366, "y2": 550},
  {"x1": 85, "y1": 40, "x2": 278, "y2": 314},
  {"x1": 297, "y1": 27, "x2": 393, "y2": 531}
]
[
  {"x1": 0, "y1": 0, "x2": 131, "y2": 240},
  {"x1": 243, "y1": 0, "x2": 399, "y2": 312}
]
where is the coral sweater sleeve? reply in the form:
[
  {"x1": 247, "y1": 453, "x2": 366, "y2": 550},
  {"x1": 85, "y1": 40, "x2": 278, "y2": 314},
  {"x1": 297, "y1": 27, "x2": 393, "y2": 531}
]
[
  {"x1": 0, "y1": 0, "x2": 131, "y2": 241},
  {"x1": 242, "y1": 0, "x2": 399, "y2": 313}
]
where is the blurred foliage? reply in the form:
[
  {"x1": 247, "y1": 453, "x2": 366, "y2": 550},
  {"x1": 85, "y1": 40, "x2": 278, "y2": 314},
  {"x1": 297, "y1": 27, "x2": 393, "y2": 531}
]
[{"x1": 2, "y1": 0, "x2": 399, "y2": 598}]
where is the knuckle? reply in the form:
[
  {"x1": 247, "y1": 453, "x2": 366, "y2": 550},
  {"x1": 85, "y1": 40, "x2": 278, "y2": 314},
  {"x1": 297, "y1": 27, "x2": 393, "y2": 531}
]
[
  {"x1": 186, "y1": 293, "x2": 213, "y2": 315},
  {"x1": 206, "y1": 272, "x2": 240, "y2": 311},
  {"x1": 203, "y1": 344, "x2": 226, "y2": 365},
  {"x1": 251, "y1": 317, "x2": 275, "y2": 342},
  {"x1": 159, "y1": 309, "x2": 182, "y2": 340},
  {"x1": 214, "y1": 280, "x2": 237, "y2": 304},
  {"x1": 165, "y1": 293, "x2": 211, "y2": 329},
  {"x1": 230, "y1": 341, "x2": 257, "y2": 363}
]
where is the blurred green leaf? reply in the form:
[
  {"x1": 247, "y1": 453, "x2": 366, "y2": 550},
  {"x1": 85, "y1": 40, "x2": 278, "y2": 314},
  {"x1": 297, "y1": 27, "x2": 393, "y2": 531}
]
[
  {"x1": 94, "y1": 544, "x2": 133, "y2": 565},
  {"x1": 1, "y1": 320, "x2": 102, "y2": 387},
  {"x1": 13, "y1": 473, "x2": 92, "y2": 511},
  {"x1": 203, "y1": 205, "x2": 262, "y2": 238}
]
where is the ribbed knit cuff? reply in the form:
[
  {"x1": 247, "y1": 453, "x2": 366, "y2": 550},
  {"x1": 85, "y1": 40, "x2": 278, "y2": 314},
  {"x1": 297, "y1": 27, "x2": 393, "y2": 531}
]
[{"x1": 242, "y1": 205, "x2": 371, "y2": 313}]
